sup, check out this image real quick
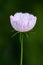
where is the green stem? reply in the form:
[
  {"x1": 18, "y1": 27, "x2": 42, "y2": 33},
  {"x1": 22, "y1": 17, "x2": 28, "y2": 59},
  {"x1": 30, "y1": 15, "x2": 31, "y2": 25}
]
[{"x1": 20, "y1": 33, "x2": 23, "y2": 65}]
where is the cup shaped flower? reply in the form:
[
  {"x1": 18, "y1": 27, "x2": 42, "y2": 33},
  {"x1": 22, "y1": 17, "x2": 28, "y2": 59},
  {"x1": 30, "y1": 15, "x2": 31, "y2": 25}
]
[{"x1": 10, "y1": 12, "x2": 37, "y2": 32}]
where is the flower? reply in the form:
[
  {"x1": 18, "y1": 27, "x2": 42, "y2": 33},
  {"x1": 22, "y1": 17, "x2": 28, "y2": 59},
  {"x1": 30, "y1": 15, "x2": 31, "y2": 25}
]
[{"x1": 10, "y1": 12, "x2": 37, "y2": 32}]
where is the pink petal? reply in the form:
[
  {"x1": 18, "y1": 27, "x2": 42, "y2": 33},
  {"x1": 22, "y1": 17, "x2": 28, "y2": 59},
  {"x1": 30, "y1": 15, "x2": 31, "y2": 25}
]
[{"x1": 10, "y1": 12, "x2": 37, "y2": 32}]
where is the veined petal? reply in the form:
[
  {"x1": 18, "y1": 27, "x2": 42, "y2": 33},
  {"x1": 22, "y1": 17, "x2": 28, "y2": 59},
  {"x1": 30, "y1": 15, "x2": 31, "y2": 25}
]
[{"x1": 10, "y1": 12, "x2": 37, "y2": 32}]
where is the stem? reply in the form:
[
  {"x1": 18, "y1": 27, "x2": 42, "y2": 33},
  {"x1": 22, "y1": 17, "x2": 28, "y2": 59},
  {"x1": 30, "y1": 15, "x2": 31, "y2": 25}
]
[{"x1": 20, "y1": 33, "x2": 23, "y2": 65}]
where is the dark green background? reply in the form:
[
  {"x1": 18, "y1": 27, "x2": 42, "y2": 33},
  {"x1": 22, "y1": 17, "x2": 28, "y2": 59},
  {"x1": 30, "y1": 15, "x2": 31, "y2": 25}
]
[{"x1": 0, "y1": 0, "x2": 43, "y2": 65}]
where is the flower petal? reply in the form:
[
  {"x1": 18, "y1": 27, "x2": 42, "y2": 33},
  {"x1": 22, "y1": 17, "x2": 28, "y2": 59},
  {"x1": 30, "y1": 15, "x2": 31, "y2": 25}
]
[{"x1": 10, "y1": 12, "x2": 37, "y2": 32}]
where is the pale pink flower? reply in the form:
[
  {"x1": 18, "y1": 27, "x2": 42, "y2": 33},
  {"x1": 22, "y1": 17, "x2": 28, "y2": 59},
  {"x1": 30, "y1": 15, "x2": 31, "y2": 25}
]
[{"x1": 10, "y1": 12, "x2": 37, "y2": 32}]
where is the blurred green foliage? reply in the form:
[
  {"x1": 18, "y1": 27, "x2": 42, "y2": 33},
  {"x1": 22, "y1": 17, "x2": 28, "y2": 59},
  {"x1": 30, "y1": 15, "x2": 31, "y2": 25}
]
[{"x1": 0, "y1": 0, "x2": 43, "y2": 65}]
